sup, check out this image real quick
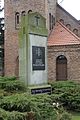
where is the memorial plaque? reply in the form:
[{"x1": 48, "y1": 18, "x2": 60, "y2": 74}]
[
  {"x1": 31, "y1": 87, "x2": 51, "y2": 94},
  {"x1": 32, "y1": 46, "x2": 45, "y2": 70}
]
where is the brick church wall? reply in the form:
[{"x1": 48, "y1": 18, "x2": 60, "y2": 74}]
[
  {"x1": 4, "y1": 0, "x2": 57, "y2": 76},
  {"x1": 48, "y1": 45, "x2": 80, "y2": 82}
]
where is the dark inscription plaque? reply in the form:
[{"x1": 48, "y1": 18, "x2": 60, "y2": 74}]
[
  {"x1": 31, "y1": 87, "x2": 51, "y2": 94},
  {"x1": 32, "y1": 46, "x2": 45, "y2": 70}
]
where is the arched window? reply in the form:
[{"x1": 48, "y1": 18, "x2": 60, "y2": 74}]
[
  {"x1": 59, "y1": 19, "x2": 64, "y2": 24},
  {"x1": 52, "y1": 15, "x2": 55, "y2": 29},
  {"x1": 21, "y1": 11, "x2": 26, "y2": 16},
  {"x1": 49, "y1": 13, "x2": 51, "y2": 30},
  {"x1": 73, "y1": 28, "x2": 78, "y2": 36},
  {"x1": 15, "y1": 12, "x2": 20, "y2": 29},
  {"x1": 66, "y1": 24, "x2": 71, "y2": 30},
  {"x1": 56, "y1": 55, "x2": 67, "y2": 81},
  {"x1": 28, "y1": 10, "x2": 32, "y2": 14},
  {"x1": 49, "y1": 13, "x2": 55, "y2": 30}
]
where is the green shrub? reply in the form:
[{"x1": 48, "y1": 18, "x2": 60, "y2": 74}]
[
  {"x1": 0, "y1": 77, "x2": 27, "y2": 93},
  {"x1": 4, "y1": 81, "x2": 26, "y2": 92},
  {"x1": 60, "y1": 112, "x2": 72, "y2": 120},
  {"x1": 0, "y1": 93, "x2": 71, "y2": 120},
  {"x1": 0, "y1": 93, "x2": 52, "y2": 112},
  {"x1": 0, "y1": 108, "x2": 28, "y2": 120},
  {"x1": 59, "y1": 91, "x2": 80, "y2": 112},
  {"x1": 0, "y1": 76, "x2": 17, "y2": 81},
  {"x1": 50, "y1": 81, "x2": 80, "y2": 94},
  {"x1": 0, "y1": 78, "x2": 72, "y2": 120},
  {"x1": 0, "y1": 89, "x2": 8, "y2": 98},
  {"x1": 50, "y1": 81, "x2": 80, "y2": 112}
]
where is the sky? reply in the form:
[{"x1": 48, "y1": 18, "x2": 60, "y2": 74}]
[
  {"x1": 0, "y1": 0, "x2": 4, "y2": 18},
  {"x1": 0, "y1": 0, "x2": 80, "y2": 20},
  {"x1": 58, "y1": 0, "x2": 80, "y2": 20}
]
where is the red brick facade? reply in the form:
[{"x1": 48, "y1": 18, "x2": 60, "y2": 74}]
[
  {"x1": 4, "y1": 1, "x2": 80, "y2": 82},
  {"x1": 48, "y1": 22, "x2": 80, "y2": 82},
  {"x1": 48, "y1": 45, "x2": 80, "y2": 82},
  {"x1": 4, "y1": 0, "x2": 57, "y2": 76}
]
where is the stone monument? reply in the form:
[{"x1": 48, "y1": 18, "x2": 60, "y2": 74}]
[{"x1": 19, "y1": 12, "x2": 51, "y2": 94}]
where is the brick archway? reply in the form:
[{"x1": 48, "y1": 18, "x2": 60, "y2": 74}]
[{"x1": 56, "y1": 55, "x2": 67, "y2": 81}]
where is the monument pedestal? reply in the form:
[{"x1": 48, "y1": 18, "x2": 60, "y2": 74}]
[{"x1": 28, "y1": 85, "x2": 52, "y2": 94}]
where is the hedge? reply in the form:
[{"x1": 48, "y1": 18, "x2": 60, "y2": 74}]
[
  {"x1": 50, "y1": 81, "x2": 80, "y2": 112},
  {"x1": 0, "y1": 77, "x2": 72, "y2": 120}
]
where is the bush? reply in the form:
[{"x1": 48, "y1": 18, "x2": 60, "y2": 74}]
[
  {"x1": 59, "y1": 91, "x2": 80, "y2": 112},
  {"x1": 50, "y1": 81, "x2": 80, "y2": 112},
  {"x1": 0, "y1": 93, "x2": 71, "y2": 120},
  {"x1": 0, "y1": 108, "x2": 28, "y2": 120},
  {"x1": 60, "y1": 112, "x2": 72, "y2": 120},
  {"x1": 0, "y1": 76, "x2": 17, "y2": 81},
  {"x1": 0, "y1": 77, "x2": 27, "y2": 93},
  {"x1": 0, "y1": 77, "x2": 72, "y2": 120},
  {"x1": 50, "y1": 81, "x2": 80, "y2": 94},
  {"x1": 0, "y1": 93, "x2": 53, "y2": 111},
  {"x1": 0, "y1": 94, "x2": 58, "y2": 120}
]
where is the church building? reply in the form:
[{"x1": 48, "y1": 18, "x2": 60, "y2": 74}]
[{"x1": 4, "y1": 0, "x2": 80, "y2": 81}]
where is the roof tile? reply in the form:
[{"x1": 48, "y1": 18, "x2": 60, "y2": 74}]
[{"x1": 48, "y1": 22, "x2": 80, "y2": 46}]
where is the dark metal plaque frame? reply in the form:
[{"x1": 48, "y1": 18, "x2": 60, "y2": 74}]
[
  {"x1": 32, "y1": 46, "x2": 45, "y2": 70},
  {"x1": 31, "y1": 87, "x2": 51, "y2": 94}
]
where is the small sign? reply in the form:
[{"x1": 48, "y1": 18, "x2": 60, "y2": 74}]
[
  {"x1": 32, "y1": 46, "x2": 45, "y2": 70},
  {"x1": 31, "y1": 87, "x2": 51, "y2": 94}
]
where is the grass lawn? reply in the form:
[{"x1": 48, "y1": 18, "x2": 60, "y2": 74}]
[{"x1": 71, "y1": 112, "x2": 80, "y2": 120}]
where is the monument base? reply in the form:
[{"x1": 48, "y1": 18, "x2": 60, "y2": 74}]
[{"x1": 28, "y1": 85, "x2": 52, "y2": 95}]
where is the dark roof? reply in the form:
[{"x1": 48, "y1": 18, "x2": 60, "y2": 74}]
[{"x1": 57, "y1": 4, "x2": 80, "y2": 24}]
